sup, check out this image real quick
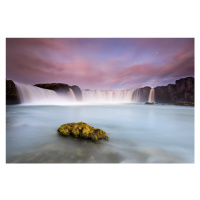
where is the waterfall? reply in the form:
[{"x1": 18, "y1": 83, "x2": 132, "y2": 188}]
[
  {"x1": 13, "y1": 81, "x2": 141, "y2": 104},
  {"x1": 67, "y1": 88, "x2": 76, "y2": 101},
  {"x1": 14, "y1": 82, "x2": 76, "y2": 105},
  {"x1": 82, "y1": 90, "x2": 134, "y2": 103},
  {"x1": 132, "y1": 88, "x2": 141, "y2": 102},
  {"x1": 148, "y1": 88, "x2": 155, "y2": 103}
]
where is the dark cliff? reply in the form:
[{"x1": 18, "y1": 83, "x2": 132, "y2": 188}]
[
  {"x1": 35, "y1": 83, "x2": 70, "y2": 94},
  {"x1": 139, "y1": 86, "x2": 151, "y2": 102},
  {"x1": 138, "y1": 77, "x2": 194, "y2": 103},
  {"x1": 34, "y1": 83, "x2": 82, "y2": 101},
  {"x1": 155, "y1": 77, "x2": 194, "y2": 103},
  {"x1": 155, "y1": 84, "x2": 177, "y2": 103},
  {"x1": 6, "y1": 80, "x2": 20, "y2": 104}
]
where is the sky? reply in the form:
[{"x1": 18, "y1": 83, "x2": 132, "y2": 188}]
[{"x1": 6, "y1": 38, "x2": 194, "y2": 90}]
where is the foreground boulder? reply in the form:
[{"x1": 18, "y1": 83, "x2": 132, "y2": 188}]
[{"x1": 58, "y1": 122, "x2": 109, "y2": 142}]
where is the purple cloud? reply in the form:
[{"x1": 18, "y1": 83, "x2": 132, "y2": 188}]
[{"x1": 6, "y1": 38, "x2": 194, "y2": 90}]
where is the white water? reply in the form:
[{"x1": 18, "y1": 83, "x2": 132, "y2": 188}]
[
  {"x1": 14, "y1": 82, "x2": 76, "y2": 105},
  {"x1": 82, "y1": 90, "x2": 134, "y2": 103},
  {"x1": 148, "y1": 88, "x2": 155, "y2": 103},
  {"x1": 14, "y1": 82, "x2": 146, "y2": 104}
]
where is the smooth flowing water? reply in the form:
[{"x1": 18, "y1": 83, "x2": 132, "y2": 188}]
[
  {"x1": 132, "y1": 88, "x2": 141, "y2": 102},
  {"x1": 82, "y1": 90, "x2": 134, "y2": 103},
  {"x1": 6, "y1": 103, "x2": 194, "y2": 163},
  {"x1": 148, "y1": 88, "x2": 155, "y2": 103},
  {"x1": 14, "y1": 82, "x2": 76, "y2": 105}
]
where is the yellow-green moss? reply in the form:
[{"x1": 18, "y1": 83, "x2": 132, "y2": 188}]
[
  {"x1": 175, "y1": 102, "x2": 194, "y2": 106},
  {"x1": 58, "y1": 122, "x2": 109, "y2": 142}
]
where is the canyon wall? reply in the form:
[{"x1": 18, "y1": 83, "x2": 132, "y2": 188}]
[{"x1": 138, "y1": 77, "x2": 194, "y2": 103}]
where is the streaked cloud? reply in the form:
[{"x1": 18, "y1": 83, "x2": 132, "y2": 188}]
[{"x1": 6, "y1": 38, "x2": 194, "y2": 89}]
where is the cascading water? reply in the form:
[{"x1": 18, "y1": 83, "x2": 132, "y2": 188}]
[
  {"x1": 14, "y1": 82, "x2": 143, "y2": 104},
  {"x1": 66, "y1": 88, "x2": 76, "y2": 102},
  {"x1": 148, "y1": 88, "x2": 155, "y2": 103},
  {"x1": 132, "y1": 88, "x2": 141, "y2": 102},
  {"x1": 14, "y1": 82, "x2": 76, "y2": 105},
  {"x1": 82, "y1": 90, "x2": 134, "y2": 103}
]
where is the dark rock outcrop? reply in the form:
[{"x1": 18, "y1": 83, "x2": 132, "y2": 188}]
[
  {"x1": 145, "y1": 102, "x2": 154, "y2": 105},
  {"x1": 34, "y1": 83, "x2": 82, "y2": 101},
  {"x1": 35, "y1": 83, "x2": 70, "y2": 94},
  {"x1": 139, "y1": 86, "x2": 151, "y2": 102},
  {"x1": 155, "y1": 77, "x2": 194, "y2": 103},
  {"x1": 69, "y1": 85, "x2": 82, "y2": 101},
  {"x1": 174, "y1": 102, "x2": 194, "y2": 106},
  {"x1": 132, "y1": 87, "x2": 151, "y2": 102},
  {"x1": 175, "y1": 77, "x2": 194, "y2": 103},
  {"x1": 6, "y1": 80, "x2": 20, "y2": 104},
  {"x1": 139, "y1": 77, "x2": 194, "y2": 104},
  {"x1": 154, "y1": 84, "x2": 177, "y2": 103}
]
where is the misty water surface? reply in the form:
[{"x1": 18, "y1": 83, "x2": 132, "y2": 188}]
[{"x1": 6, "y1": 103, "x2": 194, "y2": 163}]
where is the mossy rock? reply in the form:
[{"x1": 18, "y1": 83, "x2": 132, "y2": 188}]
[{"x1": 58, "y1": 122, "x2": 109, "y2": 142}]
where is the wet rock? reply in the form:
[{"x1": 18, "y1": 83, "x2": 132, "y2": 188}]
[{"x1": 58, "y1": 122, "x2": 109, "y2": 142}]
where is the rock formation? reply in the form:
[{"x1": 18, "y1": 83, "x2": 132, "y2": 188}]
[
  {"x1": 175, "y1": 77, "x2": 194, "y2": 103},
  {"x1": 58, "y1": 122, "x2": 109, "y2": 142},
  {"x1": 35, "y1": 83, "x2": 70, "y2": 93},
  {"x1": 139, "y1": 77, "x2": 194, "y2": 104},
  {"x1": 139, "y1": 86, "x2": 151, "y2": 102},
  {"x1": 34, "y1": 83, "x2": 82, "y2": 101},
  {"x1": 154, "y1": 84, "x2": 177, "y2": 103},
  {"x1": 69, "y1": 85, "x2": 82, "y2": 101},
  {"x1": 6, "y1": 77, "x2": 194, "y2": 105},
  {"x1": 155, "y1": 77, "x2": 194, "y2": 103},
  {"x1": 6, "y1": 80, "x2": 20, "y2": 104}
]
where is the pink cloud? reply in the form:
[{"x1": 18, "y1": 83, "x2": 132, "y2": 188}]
[{"x1": 6, "y1": 38, "x2": 194, "y2": 90}]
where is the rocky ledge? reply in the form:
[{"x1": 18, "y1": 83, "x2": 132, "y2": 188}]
[
  {"x1": 138, "y1": 77, "x2": 194, "y2": 104},
  {"x1": 58, "y1": 122, "x2": 109, "y2": 142},
  {"x1": 174, "y1": 102, "x2": 194, "y2": 106},
  {"x1": 35, "y1": 83, "x2": 82, "y2": 101}
]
